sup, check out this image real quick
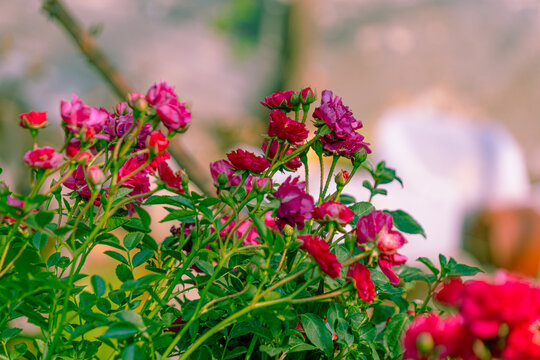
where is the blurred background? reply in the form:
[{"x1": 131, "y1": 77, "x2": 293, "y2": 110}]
[{"x1": 1, "y1": 0, "x2": 540, "y2": 275}]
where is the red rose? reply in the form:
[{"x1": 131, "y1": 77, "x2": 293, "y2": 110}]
[
  {"x1": 227, "y1": 149, "x2": 270, "y2": 174},
  {"x1": 299, "y1": 234, "x2": 342, "y2": 278},
  {"x1": 347, "y1": 263, "x2": 375, "y2": 303},
  {"x1": 147, "y1": 130, "x2": 169, "y2": 154},
  {"x1": 268, "y1": 109, "x2": 309, "y2": 145},
  {"x1": 19, "y1": 111, "x2": 48, "y2": 129}
]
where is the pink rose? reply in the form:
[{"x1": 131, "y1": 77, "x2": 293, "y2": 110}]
[
  {"x1": 23, "y1": 146, "x2": 63, "y2": 169},
  {"x1": 314, "y1": 201, "x2": 354, "y2": 225},
  {"x1": 347, "y1": 262, "x2": 375, "y2": 303},
  {"x1": 147, "y1": 130, "x2": 169, "y2": 154},
  {"x1": 146, "y1": 81, "x2": 191, "y2": 131}
]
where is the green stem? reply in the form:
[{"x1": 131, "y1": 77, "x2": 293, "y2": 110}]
[{"x1": 320, "y1": 155, "x2": 338, "y2": 204}]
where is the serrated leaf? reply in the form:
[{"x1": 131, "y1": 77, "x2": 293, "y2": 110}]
[
  {"x1": 301, "y1": 313, "x2": 333, "y2": 358},
  {"x1": 134, "y1": 206, "x2": 151, "y2": 229},
  {"x1": 385, "y1": 210, "x2": 426, "y2": 238},
  {"x1": 105, "y1": 217, "x2": 129, "y2": 232},
  {"x1": 383, "y1": 313, "x2": 410, "y2": 357}
]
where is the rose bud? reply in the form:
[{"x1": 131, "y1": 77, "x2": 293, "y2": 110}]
[
  {"x1": 19, "y1": 111, "x2": 48, "y2": 130},
  {"x1": 253, "y1": 177, "x2": 273, "y2": 194},
  {"x1": 87, "y1": 166, "x2": 104, "y2": 185},
  {"x1": 128, "y1": 92, "x2": 148, "y2": 112},
  {"x1": 299, "y1": 87, "x2": 316, "y2": 105},
  {"x1": 335, "y1": 170, "x2": 349, "y2": 187}
]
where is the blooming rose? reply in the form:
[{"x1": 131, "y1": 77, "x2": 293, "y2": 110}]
[
  {"x1": 502, "y1": 320, "x2": 540, "y2": 360},
  {"x1": 220, "y1": 217, "x2": 260, "y2": 246},
  {"x1": 268, "y1": 109, "x2": 309, "y2": 145},
  {"x1": 118, "y1": 157, "x2": 151, "y2": 215},
  {"x1": 100, "y1": 113, "x2": 151, "y2": 150},
  {"x1": 147, "y1": 130, "x2": 169, "y2": 154},
  {"x1": 356, "y1": 210, "x2": 407, "y2": 254},
  {"x1": 347, "y1": 263, "x2": 375, "y2": 303},
  {"x1": 313, "y1": 201, "x2": 354, "y2": 226},
  {"x1": 312, "y1": 90, "x2": 371, "y2": 158},
  {"x1": 158, "y1": 162, "x2": 185, "y2": 193},
  {"x1": 19, "y1": 111, "x2": 48, "y2": 129},
  {"x1": 273, "y1": 176, "x2": 314, "y2": 230},
  {"x1": 261, "y1": 90, "x2": 297, "y2": 111},
  {"x1": 23, "y1": 146, "x2": 63, "y2": 169},
  {"x1": 227, "y1": 149, "x2": 270, "y2": 174},
  {"x1": 403, "y1": 314, "x2": 474, "y2": 360},
  {"x1": 434, "y1": 277, "x2": 465, "y2": 307},
  {"x1": 60, "y1": 94, "x2": 108, "y2": 139},
  {"x1": 299, "y1": 235, "x2": 342, "y2": 278},
  {"x1": 64, "y1": 165, "x2": 100, "y2": 204},
  {"x1": 146, "y1": 81, "x2": 191, "y2": 131}
]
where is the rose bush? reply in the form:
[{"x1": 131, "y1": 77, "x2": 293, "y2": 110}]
[{"x1": 2, "y1": 82, "x2": 533, "y2": 360}]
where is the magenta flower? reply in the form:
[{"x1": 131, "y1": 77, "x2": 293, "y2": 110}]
[
  {"x1": 273, "y1": 176, "x2": 314, "y2": 230},
  {"x1": 118, "y1": 157, "x2": 151, "y2": 215},
  {"x1": 210, "y1": 160, "x2": 243, "y2": 188},
  {"x1": 64, "y1": 165, "x2": 99, "y2": 204},
  {"x1": 158, "y1": 162, "x2": 185, "y2": 194},
  {"x1": 23, "y1": 146, "x2": 63, "y2": 169},
  {"x1": 101, "y1": 113, "x2": 152, "y2": 150},
  {"x1": 502, "y1": 320, "x2": 540, "y2": 360},
  {"x1": 356, "y1": 210, "x2": 407, "y2": 254},
  {"x1": 226, "y1": 149, "x2": 270, "y2": 174},
  {"x1": 312, "y1": 90, "x2": 371, "y2": 158},
  {"x1": 403, "y1": 314, "x2": 474, "y2": 360},
  {"x1": 60, "y1": 94, "x2": 108, "y2": 139},
  {"x1": 347, "y1": 263, "x2": 375, "y2": 303},
  {"x1": 314, "y1": 201, "x2": 354, "y2": 226},
  {"x1": 219, "y1": 217, "x2": 260, "y2": 246},
  {"x1": 146, "y1": 81, "x2": 191, "y2": 131},
  {"x1": 261, "y1": 90, "x2": 297, "y2": 111},
  {"x1": 19, "y1": 111, "x2": 48, "y2": 129},
  {"x1": 268, "y1": 109, "x2": 309, "y2": 145},
  {"x1": 378, "y1": 253, "x2": 407, "y2": 285},
  {"x1": 434, "y1": 277, "x2": 465, "y2": 307},
  {"x1": 299, "y1": 235, "x2": 342, "y2": 278}
]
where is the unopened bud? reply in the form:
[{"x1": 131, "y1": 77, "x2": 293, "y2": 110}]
[
  {"x1": 87, "y1": 166, "x2": 104, "y2": 185},
  {"x1": 253, "y1": 177, "x2": 273, "y2": 194},
  {"x1": 283, "y1": 224, "x2": 294, "y2": 237},
  {"x1": 128, "y1": 92, "x2": 148, "y2": 112},
  {"x1": 299, "y1": 87, "x2": 316, "y2": 105},
  {"x1": 115, "y1": 102, "x2": 130, "y2": 115},
  {"x1": 335, "y1": 170, "x2": 350, "y2": 187},
  {"x1": 290, "y1": 92, "x2": 300, "y2": 107},
  {"x1": 353, "y1": 148, "x2": 368, "y2": 167},
  {"x1": 217, "y1": 173, "x2": 230, "y2": 187}
]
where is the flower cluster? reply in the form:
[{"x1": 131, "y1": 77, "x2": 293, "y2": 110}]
[
  {"x1": 312, "y1": 90, "x2": 371, "y2": 159},
  {"x1": 404, "y1": 272, "x2": 540, "y2": 360}
]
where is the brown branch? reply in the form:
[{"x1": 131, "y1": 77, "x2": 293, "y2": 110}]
[{"x1": 41, "y1": 0, "x2": 213, "y2": 194}]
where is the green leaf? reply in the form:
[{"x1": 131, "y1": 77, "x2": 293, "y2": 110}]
[
  {"x1": 123, "y1": 232, "x2": 144, "y2": 250},
  {"x1": 47, "y1": 252, "x2": 61, "y2": 267},
  {"x1": 134, "y1": 206, "x2": 151, "y2": 229},
  {"x1": 132, "y1": 250, "x2": 154, "y2": 267},
  {"x1": 383, "y1": 313, "x2": 410, "y2": 357},
  {"x1": 32, "y1": 232, "x2": 48, "y2": 250},
  {"x1": 301, "y1": 313, "x2": 333, "y2": 358},
  {"x1": 385, "y1": 210, "x2": 426, "y2": 238},
  {"x1": 115, "y1": 311, "x2": 145, "y2": 330},
  {"x1": 417, "y1": 257, "x2": 439, "y2": 275},
  {"x1": 104, "y1": 250, "x2": 129, "y2": 265},
  {"x1": 91, "y1": 275, "x2": 106, "y2": 297},
  {"x1": 116, "y1": 264, "x2": 134, "y2": 282},
  {"x1": 160, "y1": 209, "x2": 196, "y2": 223},
  {"x1": 102, "y1": 322, "x2": 139, "y2": 340},
  {"x1": 350, "y1": 202, "x2": 375, "y2": 218},
  {"x1": 10, "y1": 342, "x2": 27, "y2": 358},
  {"x1": 144, "y1": 194, "x2": 194, "y2": 209},
  {"x1": 338, "y1": 194, "x2": 356, "y2": 205},
  {"x1": 447, "y1": 259, "x2": 483, "y2": 277},
  {"x1": 105, "y1": 217, "x2": 130, "y2": 232},
  {"x1": 122, "y1": 344, "x2": 145, "y2": 360},
  {"x1": 1, "y1": 328, "x2": 22, "y2": 341}
]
